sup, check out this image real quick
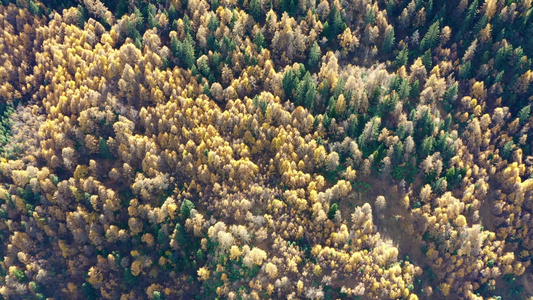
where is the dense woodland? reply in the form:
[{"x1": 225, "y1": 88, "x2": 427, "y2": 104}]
[{"x1": 0, "y1": 0, "x2": 532, "y2": 298}]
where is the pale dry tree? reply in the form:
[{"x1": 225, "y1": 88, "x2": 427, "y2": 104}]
[{"x1": 375, "y1": 195, "x2": 386, "y2": 211}]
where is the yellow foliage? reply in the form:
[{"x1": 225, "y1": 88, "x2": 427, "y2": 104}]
[
  {"x1": 197, "y1": 267, "x2": 210, "y2": 281},
  {"x1": 440, "y1": 283, "x2": 450, "y2": 296},
  {"x1": 313, "y1": 265, "x2": 322, "y2": 276},
  {"x1": 297, "y1": 280, "x2": 304, "y2": 294},
  {"x1": 265, "y1": 262, "x2": 278, "y2": 279},
  {"x1": 168, "y1": 203, "x2": 177, "y2": 217},
  {"x1": 131, "y1": 261, "x2": 142, "y2": 276},
  {"x1": 455, "y1": 215, "x2": 467, "y2": 227},
  {"x1": 229, "y1": 245, "x2": 242, "y2": 260}
]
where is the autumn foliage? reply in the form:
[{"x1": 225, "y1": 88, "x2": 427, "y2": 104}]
[{"x1": 0, "y1": 0, "x2": 532, "y2": 299}]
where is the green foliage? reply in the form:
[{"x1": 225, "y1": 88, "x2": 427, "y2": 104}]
[
  {"x1": 13, "y1": 268, "x2": 26, "y2": 282},
  {"x1": 171, "y1": 36, "x2": 180, "y2": 57},
  {"x1": 157, "y1": 228, "x2": 169, "y2": 245},
  {"x1": 283, "y1": 69, "x2": 299, "y2": 100},
  {"x1": 171, "y1": 32, "x2": 196, "y2": 69},
  {"x1": 383, "y1": 27, "x2": 395, "y2": 53},
  {"x1": 322, "y1": 21, "x2": 330, "y2": 39},
  {"x1": 398, "y1": 78, "x2": 411, "y2": 100},
  {"x1": 125, "y1": 18, "x2": 142, "y2": 48},
  {"x1": 133, "y1": 7, "x2": 144, "y2": 30},
  {"x1": 296, "y1": 72, "x2": 317, "y2": 110},
  {"x1": 392, "y1": 162, "x2": 417, "y2": 183},
  {"x1": 147, "y1": 11, "x2": 158, "y2": 29},
  {"x1": 8, "y1": 0, "x2": 533, "y2": 298},
  {"x1": 444, "y1": 83, "x2": 458, "y2": 104},
  {"x1": 432, "y1": 177, "x2": 447, "y2": 194},
  {"x1": 378, "y1": 93, "x2": 398, "y2": 116},
  {"x1": 394, "y1": 46, "x2": 409, "y2": 67},
  {"x1": 98, "y1": 137, "x2": 112, "y2": 159},
  {"x1": 280, "y1": 0, "x2": 298, "y2": 16},
  {"x1": 124, "y1": 268, "x2": 138, "y2": 285},
  {"x1": 259, "y1": 98, "x2": 268, "y2": 115},
  {"x1": 248, "y1": 0, "x2": 261, "y2": 21},
  {"x1": 115, "y1": 0, "x2": 129, "y2": 18},
  {"x1": 414, "y1": 108, "x2": 435, "y2": 143},
  {"x1": 35, "y1": 293, "x2": 45, "y2": 300},
  {"x1": 183, "y1": 15, "x2": 191, "y2": 33},
  {"x1": 358, "y1": 116, "x2": 381, "y2": 154},
  {"x1": 208, "y1": 15, "x2": 220, "y2": 32},
  {"x1": 347, "y1": 115, "x2": 359, "y2": 138},
  {"x1": 323, "y1": 113, "x2": 332, "y2": 130},
  {"x1": 487, "y1": 259, "x2": 495, "y2": 268},
  {"x1": 410, "y1": 80, "x2": 420, "y2": 99},
  {"x1": 393, "y1": 141, "x2": 404, "y2": 162},
  {"x1": 448, "y1": 167, "x2": 466, "y2": 187},
  {"x1": 365, "y1": 7, "x2": 375, "y2": 25},
  {"x1": 19, "y1": 186, "x2": 39, "y2": 205},
  {"x1": 27, "y1": 0, "x2": 40, "y2": 16},
  {"x1": 436, "y1": 133, "x2": 455, "y2": 162},
  {"x1": 458, "y1": 0, "x2": 478, "y2": 40},
  {"x1": 473, "y1": 15, "x2": 488, "y2": 35},
  {"x1": 308, "y1": 41, "x2": 321, "y2": 69},
  {"x1": 459, "y1": 60, "x2": 472, "y2": 79},
  {"x1": 0, "y1": 102, "x2": 14, "y2": 150},
  {"x1": 388, "y1": 76, "x2": 401, "y2": 92},
  {"x1": 327, "y1": 96, "x2": 337, "y2": 119},
  {"x1": 82, "y1": 282, "x2": 99, "y2": 300},
  {"x1": 253, "y1": 31, "x2": 266, "y2": 50},
  {"x1": 203, "y1": 84, "x2": 211, "y2": 96},
  {"x1": 181, "y1": 35, "x2": 196, "y2": 69},
  {"x1": 329, "y1": 6, "x2": 346, "y2": 38},
  {"x1": 198, "y1": 58, "x2": 211, "y2": 78},
  {"x1": 328, "y1": 203, "x2": 338, "y2": 219},
  {"x1": 501, "y1": 141, "x2": 514, "y2": 161},
  {"x1": 495, "y1": 45, "x2": 513, "y2": 70},
  {"x1": 174, "y1": 224, "x2": 188, "y2": 247},
  {"x1": 519, "y1": 104, "x2": 531, "y2": 125},
  {"x1": 222, "y1": 36, "x2": 236, "y2": 53},
  {"x1": 420, "y1": 20, "x2": 440, "y2": 52},
  {"x1": 50, "y1": 174, "x2": 60, "y2": 185},
  {"x1": 421, "y1": 49, "x2": 432, "y2": 70},
  {"x1": 153, "y1": 291, "x2": 163, "y2": 300},
  {"x1": 370, "y1": 86, "x2": 381, "y2": 108},
  {"x1": 180, "y1": 199, "x2": 195, "y2": 219}
]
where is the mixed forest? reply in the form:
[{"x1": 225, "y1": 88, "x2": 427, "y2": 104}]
[{"x1": 0, "y1": 0, "x2": 533, "y2": 298}]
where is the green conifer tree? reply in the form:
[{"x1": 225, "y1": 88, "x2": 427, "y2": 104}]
[
  {"x1": 308, "y1": 41, "x2": 322, "y2": 69},
  {"x1": 420, "y1": 20, "x2": 440, "y2": 52},
  {"x1": 394, "y1": 46, "x2": 409, "y2": 67},
  {"x1": 383, "y1": 27, "x2": 396, "y2": 53}
]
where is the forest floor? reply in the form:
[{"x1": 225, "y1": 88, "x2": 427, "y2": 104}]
[
  {"x1": 340, "y1": 174, "x2": 532, "y2": 299},
  {"x1": 338, "y1": 174, "x2": 439, "y2": 298}
]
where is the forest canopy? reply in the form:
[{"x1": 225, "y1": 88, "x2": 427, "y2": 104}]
[{"x1": 0, "y1": 0, "x2": 533, "y2": 299}]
